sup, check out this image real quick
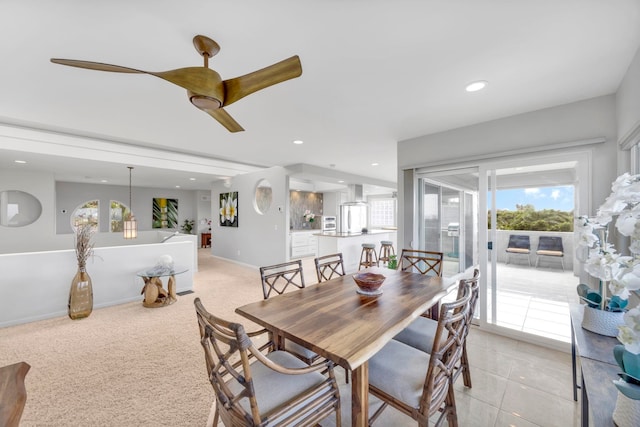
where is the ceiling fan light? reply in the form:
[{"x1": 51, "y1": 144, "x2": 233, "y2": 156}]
[
  {"x1": 465, "y1": 80, "x2": 488, "y2": 92},
  {"x1": 190, "y1": 94, "x2": 222, "y2": 110}
]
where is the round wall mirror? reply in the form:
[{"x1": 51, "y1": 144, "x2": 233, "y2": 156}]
[
  {"x1": 254, "y1": 179, "x2": 273, "y2": 215},
  {"x1": 0, "y1": 190, "x2": 43, "y2": 227}
]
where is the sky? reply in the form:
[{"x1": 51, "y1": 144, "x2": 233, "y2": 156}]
[{"x1": 493, "y1": 185, "x2": 574, "y2": 212}]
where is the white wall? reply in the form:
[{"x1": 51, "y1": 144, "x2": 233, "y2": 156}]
[
  {"x1": 55, "y1": 181, "x2": 198, "y2": 235},
  {"x1": 195, "y1": 190, "x2": 213, "y2": 234},
  {"x1": 0, "y1": 240, "x2": 194, "y2": 327},
  {"x1": 0, "y1": 169, "x2": 57, "y2": 253},
  {"x1": 211, "y1": 167, "x2": 289, "y2": 267},
  {"x1": 397, "y1": 95, "x2": 619, "y2": 251},
  {"x1": 616, "y1": 46, "x2": 640, "y2": 149},
  {"x1": 0, "y1": 172, "x2": 200, "y2": 254}
]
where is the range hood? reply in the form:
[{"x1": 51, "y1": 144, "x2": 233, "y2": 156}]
[{"x1": 346, "y1": 184, "x2": 365, "y2": 202}]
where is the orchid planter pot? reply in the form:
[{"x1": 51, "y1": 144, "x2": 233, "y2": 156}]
[{"x1": 581, "y1": 305, "x2": 624, "y2": 337}]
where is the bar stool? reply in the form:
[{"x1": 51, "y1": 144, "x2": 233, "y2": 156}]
[
  {"x1": 378, "y1": 240, "x2": 395, "y2": 266},
  {"x1": 359, "y1": 243, "x2": 379, "y2": 270}
]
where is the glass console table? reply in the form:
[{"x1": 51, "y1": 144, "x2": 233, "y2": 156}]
[{"x1": 136, "y1": 266, "x2": 189, "y2": 308}]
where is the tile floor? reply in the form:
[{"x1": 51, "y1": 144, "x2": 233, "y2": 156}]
[
  {"x1": 320, "y1": 328, "x2": 580, "y2": 427},
  {"x1": 487, "y1": 263, "x2": 578, "y2": 343}
]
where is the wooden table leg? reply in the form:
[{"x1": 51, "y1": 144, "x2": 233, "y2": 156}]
[
  {"x1": 351, "y1": 362, "x2": 369, "y2": 427},
  {"x1": 167, "y1": 274, "x2": 177, "y2": 303}
]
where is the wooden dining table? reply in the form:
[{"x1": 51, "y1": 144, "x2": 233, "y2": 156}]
[{"x1": 235, "y1": 266, "x2": 455, "y2": 427}]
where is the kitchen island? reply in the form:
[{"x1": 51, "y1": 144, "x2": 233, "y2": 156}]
[{"x1": 315, "y1": 230, "x2": 396, "y2": 273}]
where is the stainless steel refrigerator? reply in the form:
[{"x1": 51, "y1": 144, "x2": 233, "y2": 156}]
[{"x1": 340, "y1": 202, "x2": 368, "y2": 233}]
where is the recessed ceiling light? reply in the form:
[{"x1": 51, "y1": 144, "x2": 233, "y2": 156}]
[
  {"x1": 189, "y1": 178, "x2": 196, "y2": 181},
  {"x1": 465, "y1": 80, "x2": 488, "y2": 92},
  {"x1": 14, "y1": 160, "x2": 26, "y2": 164},
  {"x1": 293, "y1": 140, "x2": 304, "y2": 145},
  {"x1": 338, "y1": 180, "x2": 345, "y2": 183},
  {"x1": 175, "y1": 185, "x2": 181, "y2": 188},
  {"x1": 100, "y1": 180, "x2": 108, "y2": 183},
  {"x1": 371, "y1": 162, "x2": 379, "y2": 166}
]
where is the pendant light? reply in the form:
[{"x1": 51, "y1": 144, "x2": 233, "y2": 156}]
[{"x1": 123, "y1": 166, "x2": 137, "y2": 239}]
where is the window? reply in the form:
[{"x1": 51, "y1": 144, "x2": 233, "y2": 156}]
[
  {"x1": 369, "y1": 198, "x2": 396, "y2": 228},
  {"x1": 71, "y1": 200, "x2": 99, "y2": 230},
  {"x1": 110, "y1": 200, "x2": 131, "y2": 232},
  {"x1": 492, "y1": 185, "x2": 574, "y2": 231}
]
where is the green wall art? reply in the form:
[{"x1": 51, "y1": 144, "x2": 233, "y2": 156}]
[{"x1": 152, "y1": 197, "x2": 178, "y2": 229}]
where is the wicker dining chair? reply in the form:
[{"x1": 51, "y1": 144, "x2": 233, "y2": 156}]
[
  {"x1": 400, "y1": 249, "x2": 445, "y2": 319},
  {"x1": 259, "y1": 260, "x2": 306, "y2": 300},
  {"x1": 194, "y1": 298, "x2": 341, "y2": 427},
  {"x1": 368, "y1": 281, "x2": 472, "y2": 427},
  {"x1": 314, "y1": 253, "x2": 346, "y2": 283},
  {"x1": 259, "y1": 260, "x2": 319, "y2": 366},
  {"x1": 399, "y1": 249, "x2": 444, "y2": 277},
  {"x1": 393, "y1": 268, "x2": 480, "y2": 388}
]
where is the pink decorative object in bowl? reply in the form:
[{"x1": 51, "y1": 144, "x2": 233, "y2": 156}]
[{"x1": 353, "y1": 273, "x2": 386, "y2": 296}]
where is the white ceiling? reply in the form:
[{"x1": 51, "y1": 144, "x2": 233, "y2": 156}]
[{"x1": 1, "y1": 1, "x2": 639, "y2": 191}]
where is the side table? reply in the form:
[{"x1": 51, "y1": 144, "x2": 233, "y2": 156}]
[
  {"x1": 201, "y1": 232, "x2": 211, "y2": 248},
  {"x1": 136, "y1": 267, "x2": 189, "y2": 308}
]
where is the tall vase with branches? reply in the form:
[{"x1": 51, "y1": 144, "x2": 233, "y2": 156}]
[{"x1": 68, "y1": 224, "x2": 95, "y2": 319}]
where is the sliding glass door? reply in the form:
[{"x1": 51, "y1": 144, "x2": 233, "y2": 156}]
[
  {"x1": 417, "y1": 169, "x2": 478, "y2": 277},
  {"x1": 479, "y1": 152, "x2": 589, "y2": 345},
  {"x1": 417, "y1": 150, "x2": 590, "y2": 345}
]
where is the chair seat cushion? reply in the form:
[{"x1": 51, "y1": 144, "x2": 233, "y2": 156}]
[
  {"x1": 369, "y1": 339, "x2": 431, "y2": 409},
  {"x1": 536, "y1": 250, "x2": 563, "y2": 257},
  {"x1": 285, "y1": 340, "x2": 318, "y2": 361},
  {"x1": 228, "y1": 350, "x2": 327, "y2": 416},
  {"x1": 393, "y1": 316, "x2": 442, "y2": 354},
  {"x1": 506, "y1": 248, "x2": 530, "y2": 254}
]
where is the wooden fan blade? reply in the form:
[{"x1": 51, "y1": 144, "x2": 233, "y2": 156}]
[
  {"x1": 51, "y1": 59, "x2": 145, "y2": 73},
  {"x1": 151, "y1": 67, "x2": 224, "y2": 101},
  {"x1": 222, "y1": 55, "x2": 302, "y2": 106},
  {"x1": 204, "y1": 108, "x2": 245, "y2": 133},
  {"x1": 52, "y1": 59, "x2": 225, "y2": 102}
]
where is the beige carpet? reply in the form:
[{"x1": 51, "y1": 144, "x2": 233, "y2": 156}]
[{"x1": 0, "y1": 250, "x2": 295, "y2": 427}]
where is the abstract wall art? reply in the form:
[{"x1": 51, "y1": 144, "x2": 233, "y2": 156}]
[{"x1": 152, "y1": 197, "x2": 178, "y2": 229}]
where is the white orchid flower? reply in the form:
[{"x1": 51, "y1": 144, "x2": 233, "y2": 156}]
[
  {"x1": 630, "y1": 239, "x2": 640, "y2": 255},
  {"x1": 616, "y1": 211, "x2": 640, "y2": 237},
  {"x1": 577, "y1": 232, "x2": 598, "y2": 247},
  {"x1": 624, "y1": 307, "x2": 640, "y2": 332},
  {"x1": 618, "y1": 325, "x2": 640, "y2": 354}
]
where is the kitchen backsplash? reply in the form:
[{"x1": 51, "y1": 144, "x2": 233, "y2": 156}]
[{"x1": 290, "y1": 190, "x2": 323, "y2": 230}]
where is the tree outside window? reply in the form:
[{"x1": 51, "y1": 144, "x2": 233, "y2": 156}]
[
  {"x1": 71, "y1": 200, "x2": 99, "y2": 230},
  {"x1": 110, "y1": 200, "x2": 131, "y2": 232}
]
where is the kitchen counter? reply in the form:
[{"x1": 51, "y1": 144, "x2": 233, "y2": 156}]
[
  {"x1": 313, "y1": 230, "x2": 392, "y2": 237},
  {"x1": 316, "y1": 230, "x2": 397, "y2": 273}
]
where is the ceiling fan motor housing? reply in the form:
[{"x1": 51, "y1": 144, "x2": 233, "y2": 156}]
[{"x1": 189, "y1": 92, "x2": 222, "y2": 110}]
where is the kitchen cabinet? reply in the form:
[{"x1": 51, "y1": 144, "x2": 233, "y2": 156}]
[{"x1": 290, "y1": 231, "x2": 317, "y2": 258}]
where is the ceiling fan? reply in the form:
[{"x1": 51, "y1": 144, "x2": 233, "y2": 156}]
[{"x1": 50, "y1": 35, "x2": 302, "y2": 132}]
